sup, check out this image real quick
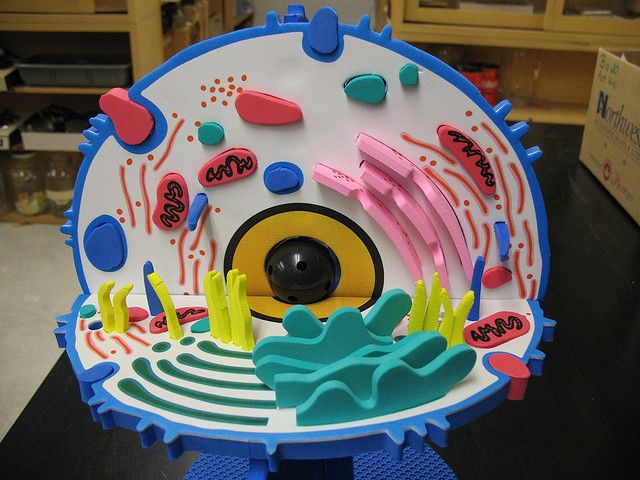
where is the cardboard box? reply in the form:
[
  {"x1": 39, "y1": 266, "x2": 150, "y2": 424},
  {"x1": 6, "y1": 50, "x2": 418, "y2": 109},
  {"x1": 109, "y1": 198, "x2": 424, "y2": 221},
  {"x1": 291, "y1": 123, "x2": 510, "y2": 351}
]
[
  {"x1": 579, "y1": 49, "x2": 640, "y2": 225},
  {"x1": 252, "y1": 0, "x2": 381, "y2": 27}
]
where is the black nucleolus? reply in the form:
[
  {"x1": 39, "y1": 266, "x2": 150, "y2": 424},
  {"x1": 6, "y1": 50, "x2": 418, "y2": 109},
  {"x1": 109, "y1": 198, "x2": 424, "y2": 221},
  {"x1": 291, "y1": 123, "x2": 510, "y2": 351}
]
[{"x1": 265, "y1": 236, "x2": 341, "y2": 304}]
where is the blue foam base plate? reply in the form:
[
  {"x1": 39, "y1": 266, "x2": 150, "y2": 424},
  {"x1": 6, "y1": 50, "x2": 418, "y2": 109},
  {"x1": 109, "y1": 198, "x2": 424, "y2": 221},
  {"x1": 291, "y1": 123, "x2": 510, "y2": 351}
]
[{"x1": 184, "y1": 446, "x2": 456, "y2": 480}]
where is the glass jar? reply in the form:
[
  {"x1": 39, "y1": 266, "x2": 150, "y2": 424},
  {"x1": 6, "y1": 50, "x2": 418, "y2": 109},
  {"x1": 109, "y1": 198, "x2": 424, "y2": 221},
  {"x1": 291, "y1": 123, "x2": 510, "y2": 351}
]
[
  {"x1": 45, "y1": 152, "x2": 76, "y2": 217},
  {"x1": 9, "y1": 152, "x2": 48, "y2": 216},
  {"x1": 499, "y1": 49, "x2": 541, "y2": 108}
]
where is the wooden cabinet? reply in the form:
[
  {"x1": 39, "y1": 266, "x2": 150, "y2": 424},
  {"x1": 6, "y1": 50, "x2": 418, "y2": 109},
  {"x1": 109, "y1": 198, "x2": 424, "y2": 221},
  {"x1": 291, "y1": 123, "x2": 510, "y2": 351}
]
[
  {"x1": 390, "y1": 0, "x2": 640, "y2": 125},
  {"x1": 0, "y1": 0, "x2": 163, "y2": 84}
]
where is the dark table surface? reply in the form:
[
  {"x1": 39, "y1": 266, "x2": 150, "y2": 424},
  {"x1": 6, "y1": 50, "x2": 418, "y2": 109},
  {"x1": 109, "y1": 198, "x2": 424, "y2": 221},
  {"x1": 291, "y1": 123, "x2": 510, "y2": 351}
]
[{"x1": 1, "y1": 124, "x2": 639, "y2": 480}]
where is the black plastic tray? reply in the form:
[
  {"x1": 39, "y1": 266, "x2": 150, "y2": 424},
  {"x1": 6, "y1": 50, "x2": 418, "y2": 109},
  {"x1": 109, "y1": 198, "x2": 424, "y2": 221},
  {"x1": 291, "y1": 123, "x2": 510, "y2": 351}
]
[{"x1": 17, "y1": 54, "x2": 131, "y2": 87}]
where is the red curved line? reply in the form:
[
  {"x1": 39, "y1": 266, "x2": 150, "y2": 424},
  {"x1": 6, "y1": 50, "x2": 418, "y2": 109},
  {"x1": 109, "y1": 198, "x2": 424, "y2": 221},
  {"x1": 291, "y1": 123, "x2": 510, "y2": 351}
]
[
  {"x1": 112, "y1": 335, "x2": 133, "y2": 354},
  {"x1": 80, "y1": 319, "x2": 86, "y2": 331},
  {"x1": 119, "y1": 164, "x2": 136, "y2": 227},
  {"x1": 139, "y1": 163, "x2": 152, "y2": 235},
  {"x1": 401, "y1": 133, "x2": 456, "y2": 165},
  {"x1": 482, "y1": 222, "x2": 491, "y2": 261},
  {"x1": 208, "y1": 240, "x2": 217, "y2": 272},
  {"x1": 95, "y1": 330, "x2": 105, "y2": 341},
  {"x1": 154, "y1": 118, "x2": 185, "y2": 171},
  {"x1": 481, "y1": 122, "x2": 508, "y2": 155},
  {"x1": 130, "y1": 323, "x2": 146, "y2": 334},
  {"x1": 125, "y1": 331, "x2": 151, "y2": 347},
  {"x1": 189, "y1": 205, "x2": 212, "y2": 251},
  {"x1": 529, "y1": 278, "x2": 538, "y2": 299},
  {"x1": 85, "y1": 332, "x2": 108, "y2": 359},
  {"x1": 443, "y1": 168, "x2": 489, "y2": 214},
  {"x1": 494, "y1": 156, "x2": 515, "y2": 236},
  {"x1": 463, "y1": 210, "x2": 479, "y2": 249},
  {"x1": 509, "y1": 162, "x2": 525, "y2": 214},
  {"x1": 424, "y1": 167, "x2": 460, "y2": 207},
  {"x1": 513, "y1": 250, "x2": 526, "y2": 299},
  {"x1": 177, "y1": 228, "x2": 188, "y2": 285},
  {"x1": 523, "y1": 219, "x2": 534, "y2": 268},
  {"x1": 193, "y1": 259, "x2": 201, "y2": 295}
]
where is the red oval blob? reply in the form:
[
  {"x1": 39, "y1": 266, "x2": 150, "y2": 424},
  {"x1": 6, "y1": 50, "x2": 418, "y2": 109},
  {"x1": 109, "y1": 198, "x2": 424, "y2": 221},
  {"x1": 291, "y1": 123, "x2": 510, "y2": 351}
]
[
  {"x1": 463, "y1": 311, "x2": 530, "y2": 348},
  {"x1": 149, "y1": 306, "x2": 208, "y2": 334},
  {"x1": 488, "y1": 353, "x2": 531, "y2": 400},
  {"x1": 128, "y1": 306, "x2": 149, "y2": 322},
  {"x1": 437, "y1": 125, "x2": 496, "y2": 195},
  {"x1": 235, "y1": 90, "x2": 302, "y2": 125},
  {"x1": 152, "y1": 173, "x2": 189, "y2": 231},
  {"x1": 482, "y1": 266, "x2": 513, "y2": 288},
  {"x1": 198, "y1": 148, "x2": 257, "y2": 187},
  {"x1": 99, "y1": 88, "x2": 154, "y2": 145}
]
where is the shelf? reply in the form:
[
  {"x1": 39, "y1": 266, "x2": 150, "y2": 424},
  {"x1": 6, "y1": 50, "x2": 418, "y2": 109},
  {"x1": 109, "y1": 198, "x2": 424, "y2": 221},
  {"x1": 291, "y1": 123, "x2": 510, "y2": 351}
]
[
  {"x1": 0, "y1": 211, "x2": 66, "y2": 225},
  {"x1": 393, "y1": 22, "x2": 640, "y2": 52},
  {"x1": 506, "y1": 101, "x2": 587, "y2": 126},
  {"x1": 0, "y1": 13, "x2": 134, "y2": 32},
  {"x1": 11, "y1": 85, "x2": 110, "y2": 95}
]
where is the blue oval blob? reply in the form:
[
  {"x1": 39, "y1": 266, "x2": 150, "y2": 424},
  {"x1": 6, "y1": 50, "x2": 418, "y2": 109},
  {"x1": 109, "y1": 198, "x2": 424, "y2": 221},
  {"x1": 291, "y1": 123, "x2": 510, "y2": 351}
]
[
  {"x1": 263, "y1": 162, "x2": 304, "y2": 195},
  {"x1": 83, "y1": 215, "x2": 127, "y2": 272}
]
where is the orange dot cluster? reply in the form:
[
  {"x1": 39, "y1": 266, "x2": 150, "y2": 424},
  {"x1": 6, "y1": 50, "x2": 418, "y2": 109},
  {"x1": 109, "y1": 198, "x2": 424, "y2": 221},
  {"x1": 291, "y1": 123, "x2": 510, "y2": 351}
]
[{"x1": 200, "y1": 74, "x2": 248, "y2": 109}]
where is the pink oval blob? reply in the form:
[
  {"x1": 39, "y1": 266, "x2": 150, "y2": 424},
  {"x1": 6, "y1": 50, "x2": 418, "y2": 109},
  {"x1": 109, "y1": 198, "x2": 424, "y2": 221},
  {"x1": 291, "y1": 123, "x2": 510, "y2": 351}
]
[
  {"x1": 152, "y1": 173, "x2": 189, "y2": 231},
  {"x1": 149, "y1": 306, "x2": 208, "y2": 334},
  {"x1": 437, "y1": 125, "x2": 496, "y2": 195},
  {"x1": 482, "y1": 266, "x2": 513, "y2": 289},
  {"x1": 198, "y1": 148, "x2": 257, "y2": 187},
  {"x1": 235, "y1": 90, "x2": 302, "y2": 125},
  {"x1": 463, "y1": 311, "x2": 529, "y2": 348}
]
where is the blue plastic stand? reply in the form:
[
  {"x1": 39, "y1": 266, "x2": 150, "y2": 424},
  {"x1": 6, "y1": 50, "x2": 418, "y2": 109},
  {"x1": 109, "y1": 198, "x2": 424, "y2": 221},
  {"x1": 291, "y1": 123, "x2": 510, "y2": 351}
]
[{"x1": 184, "y1": 446, "x2": 457, "y2": 480}]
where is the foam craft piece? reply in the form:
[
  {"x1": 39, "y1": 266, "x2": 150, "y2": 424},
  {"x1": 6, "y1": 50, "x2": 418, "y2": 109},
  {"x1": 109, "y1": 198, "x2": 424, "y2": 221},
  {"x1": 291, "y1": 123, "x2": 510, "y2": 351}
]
[
  {"x1": 437, "y1": 125, "x2": 496, "y2": 195},
  {"x1": 149, "y1": 306, "x2": 208, "y2": 334},
  {"x1": 128, "y1": 306, "x2": 149, "y2": 322},
  {"x1": 344, "y1": 74, "x2": 387, "y2": 104},
  {"x1": 83, "y1": 216, "x2": 127, "y2": 272},
  {"x1": 57, "y1": 4, "x2": 556, "y2": 475},
  {"x1": 399, "y1": 63, "x2": 419, "y2": 86},
  {"x1": 494, "y1": 221, "x2": 510, "y2": 262},
  {"x1": 263, "y1": 162, "x2": 304, "y2": 194},
  {"x1": 463, "y1": 311, "x2": 530, "y2": 348},
  {"x1": 275, "y1": 331, "x2": 448, "y2": 407},
  {"x1": 197, "y1": 121, "x2": 225, "y2": 145},
  {"x1": 235, "y1": 91, "x2": 303, "y2": 125},
  {"x1": 355, "y1": 132, "x2": 474, "y2": 281},
  {"x1": 152, "y1": 173, "x2": 189, "y2": 231},
  {"x1": 198, "y1": 148, "x2": 257, "y2": 187},
  {"x1": 142, "y1": 260, "x2": 163, "y2": 316},
  {"x1": 313, "y1": 163, "x2": 423, "y2": 282},
  {"x1": 98, "y1": 88, "x2": 154, "y2": 145},
  {"x1": 360, "y1": 160, "x2": 450, "y2": 290},
  {"x1": 297, "y1": 344, "x2": 477, "y2": 426},
  {"x1": 482, "y1": 265, "x2": 513, "y2": 289},
  {"x1": 488, "y1": 353, "x2": 531, "y2": 401},
  {"x1": 188, "y1": 193, "x2": 209, "y2": 231},
  {"x1": 79, "y1": 304, "x2": 96, "y2": 318}
]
